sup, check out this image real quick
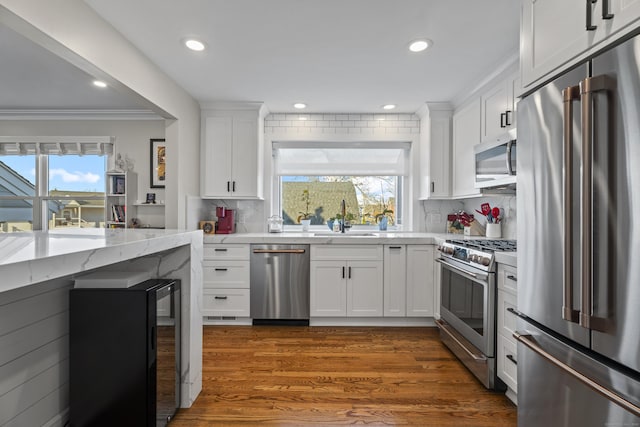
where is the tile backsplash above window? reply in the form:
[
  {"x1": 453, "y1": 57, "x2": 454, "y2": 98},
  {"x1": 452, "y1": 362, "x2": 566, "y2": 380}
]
[{"x1": 265, "y1": 113, "x2": 420, "y2": 135}]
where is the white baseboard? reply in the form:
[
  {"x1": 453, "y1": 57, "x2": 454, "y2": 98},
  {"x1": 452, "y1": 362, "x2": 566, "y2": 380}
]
[{"x1": 310, "y1": 317, "x2": 435, "y2": 327}]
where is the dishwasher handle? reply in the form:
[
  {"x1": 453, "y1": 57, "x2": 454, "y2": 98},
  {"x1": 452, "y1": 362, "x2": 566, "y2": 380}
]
[{"x1": 252, "y1": 249, "x2": 306, "y2": 254}]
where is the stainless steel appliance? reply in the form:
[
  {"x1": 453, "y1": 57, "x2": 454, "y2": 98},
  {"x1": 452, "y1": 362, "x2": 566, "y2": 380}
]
[
  {"x1": 474, "y1": 131, "x2": 517, "y2": 190},
  {"x1": 70, "y1": 279, "x2": 181, "y2": 427},
  {"x1": 517, "y1": 34, "x2": 640, "y2": 425},
  {"x1": 436, "y1": 239, "x2": 516, "y2": 389},
  {"x1": 250, "y1": 244, "x2": 310, "y2": 325}
]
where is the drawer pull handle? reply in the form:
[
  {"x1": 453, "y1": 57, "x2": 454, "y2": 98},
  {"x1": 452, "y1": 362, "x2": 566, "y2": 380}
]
[
  {"x1": 214, "y1": 248, "x2": 228, "y2": 252},
  {"x1": 506, "y1": 307, "x2": 519, "y2": 316},
  {"x1": 389, "y1": 246, "x2": 402, "y2": 250},
  {"x1": 506, "y1": 274, "x2": 517, "y2": 282},
  {"x1": 506, "y1": 354, "x2": 517, "y2": 365},
  {"x1": 214, "y1": 296, "x2": 228, "y2": 300},
  {"x1": 214, "y1": 268, "x2": 228, "y2": 271}
]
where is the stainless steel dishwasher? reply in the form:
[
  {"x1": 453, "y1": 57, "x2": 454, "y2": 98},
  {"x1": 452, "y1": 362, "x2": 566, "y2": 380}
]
[{"x1": 250, "y1": 244, "x2": 310, "y2": 325}]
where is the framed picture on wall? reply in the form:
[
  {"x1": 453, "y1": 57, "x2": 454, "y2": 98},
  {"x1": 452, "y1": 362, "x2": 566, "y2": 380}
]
[{"x1": 150, "y1": 138, "x2": 166, "y2": 188}]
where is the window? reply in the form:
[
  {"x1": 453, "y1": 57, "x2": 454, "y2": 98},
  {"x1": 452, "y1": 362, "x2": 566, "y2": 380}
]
[
  {"x1": 280, "y1": 176, "x2": 401, "y2": 226},
  {"x1": 0, "y1": 137, "x2": 112, "y2": 232},
  {"x1": 273, "y1": 141, "x2": 409, "y2": 229}
]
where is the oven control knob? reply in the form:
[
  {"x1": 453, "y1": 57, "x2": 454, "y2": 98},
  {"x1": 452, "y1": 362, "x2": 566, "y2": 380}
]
[{"x1": 480, "y1": 257, "x2": 491, "y2": 266}]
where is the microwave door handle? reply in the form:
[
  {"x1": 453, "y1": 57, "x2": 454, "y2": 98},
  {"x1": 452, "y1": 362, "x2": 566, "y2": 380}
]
[
  {"x1": 562, "y1": 85, "x2": 581, "y2": 324},
  {"x1": 506, "y1": 140, "x2": 514, "y2": 176}
]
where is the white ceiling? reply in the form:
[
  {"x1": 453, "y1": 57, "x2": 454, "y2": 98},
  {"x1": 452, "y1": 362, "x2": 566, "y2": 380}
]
[
  {"x1": 84, "y1": 0, "x2": 520, "y2": 114},
  {"x1": 0, "y1": 24, "x2": 148, "y2": 111}
]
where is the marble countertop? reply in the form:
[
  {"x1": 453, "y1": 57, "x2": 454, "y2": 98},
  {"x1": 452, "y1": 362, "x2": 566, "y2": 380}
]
[
  {"x1": 203, "y1": 231, "x2": 500, "y2": 245},
  {"x1": 0, "y1": 228, "x2": 203, "y2": 293},
  {"x1": 205, "y1": 231, "x2": 449, "y2": 245}
]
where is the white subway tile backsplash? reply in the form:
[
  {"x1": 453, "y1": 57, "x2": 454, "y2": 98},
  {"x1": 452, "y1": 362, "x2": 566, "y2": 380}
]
[{"x1": 264, "y1": 113, "x2": 422, "y2": 137}]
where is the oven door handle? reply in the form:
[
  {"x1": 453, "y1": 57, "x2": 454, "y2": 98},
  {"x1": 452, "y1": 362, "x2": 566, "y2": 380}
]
[{"x1": 436, "y1": 258, "x2": 484, "y2": 281}]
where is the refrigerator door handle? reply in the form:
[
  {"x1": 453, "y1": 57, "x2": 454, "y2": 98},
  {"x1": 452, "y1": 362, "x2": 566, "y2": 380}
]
[
  {"x1": 514, "y1": 332, "x2": 640, "y2": 417},
  {"x1": 562, "y1": 85, "x2": 581, "y2": 323},
  {"x1": 579, "y1": 75, "x2": 614, "y2": 332}
]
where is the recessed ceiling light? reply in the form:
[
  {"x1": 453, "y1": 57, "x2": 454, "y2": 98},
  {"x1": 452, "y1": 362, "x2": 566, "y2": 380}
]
[
  {"x1": 93, "y1": 80, "x2": 107, "y2": 88},
  {"x1": 293, "y1": 103, "x2": 307, "y2": 109},
  {"x1": 382, "y1": 104, "x2": 396, "y2": 110},
  {"x1": 409, "y1": 39, "x2": 432, "y2": 53},
  {"x1": 184, "y1": 39, "x2": 206, "y2": 51}
]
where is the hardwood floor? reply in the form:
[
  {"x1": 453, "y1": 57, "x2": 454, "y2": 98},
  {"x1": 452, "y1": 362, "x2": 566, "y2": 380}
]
[{"x1": 171, "y1": 326, "x2": 517, "y2": 426}]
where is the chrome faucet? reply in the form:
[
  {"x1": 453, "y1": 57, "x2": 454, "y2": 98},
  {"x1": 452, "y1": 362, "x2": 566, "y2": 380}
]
[{"x1": 340, "y1": 199, "x2": 346, "y2": 233}]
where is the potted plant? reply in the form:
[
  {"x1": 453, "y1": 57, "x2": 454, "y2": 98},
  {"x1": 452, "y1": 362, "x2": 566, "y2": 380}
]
[
  {"x1": 297, "y1": 189, "x2": 312, "y2": 231},
  {"x1": 375, "y1": 196, "x2": 394, "y2": 231}
]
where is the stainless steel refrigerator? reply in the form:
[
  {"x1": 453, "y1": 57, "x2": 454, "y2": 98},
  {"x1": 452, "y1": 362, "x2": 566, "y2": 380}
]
[{"x1": 517, "y1": 34, "x2": 640, "y2": 425}]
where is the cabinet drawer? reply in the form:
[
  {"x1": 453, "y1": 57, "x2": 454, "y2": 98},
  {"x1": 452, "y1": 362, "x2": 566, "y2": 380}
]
[
  {"x1": 311, "y1": 245, "x2": 382, "y2": 261},
  {"x1": 497, "y1": 334, "x2": 518, "y2": 391},
  {"x1": 498, "y1": 290, "x2": 518, "y2": 338},
  {"x1": 202, "y1": 288, "x2": 250, "y2": 317},
  {"x1": 204, "y1": 244, "x2": 250, "y2": 260},
  {"x1": 497, "y1": 264, "x2": 517, "y2": 293},
  {"x1": 203, "y1": 261, "x2": 249, "y2": 288}
]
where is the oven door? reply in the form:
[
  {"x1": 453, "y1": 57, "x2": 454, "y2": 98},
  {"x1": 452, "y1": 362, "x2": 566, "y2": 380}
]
[{"x1": 438, "y1": 258, "x2": 495, "y2": 357}]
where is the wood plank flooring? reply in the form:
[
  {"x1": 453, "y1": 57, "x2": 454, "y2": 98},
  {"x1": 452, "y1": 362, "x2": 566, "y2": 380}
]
[{"x1": 171, "y1": 326, "x2": 516, "y2": 426}]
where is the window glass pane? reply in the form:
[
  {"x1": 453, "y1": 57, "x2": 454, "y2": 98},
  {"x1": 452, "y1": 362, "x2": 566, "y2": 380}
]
[
  {"x1": 48, "y1": 155, "x2": 105, "y2": 194},
  {"x1": 0, "y1": 156, "x2": 36, "y2": 196},
  {"x1": 47, "y1": 199, "x2": 105, "y2": 229},
  {"x1": 0, "y1": 199, "x2": 33, "y2": 232},
  {"x1": 281, "y1": 176, "x2": 397, "y2": 226}
]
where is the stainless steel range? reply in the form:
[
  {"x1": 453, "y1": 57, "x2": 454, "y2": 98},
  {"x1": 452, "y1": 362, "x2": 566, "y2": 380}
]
[{"x1": 435, "y1": 239, "x2": 516, "y2": 390}]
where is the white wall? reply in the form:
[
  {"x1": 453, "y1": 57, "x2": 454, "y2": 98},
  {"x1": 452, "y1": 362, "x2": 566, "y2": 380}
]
[{"x1": 0, "y1": 0, "x2": 201, "y2": 229}]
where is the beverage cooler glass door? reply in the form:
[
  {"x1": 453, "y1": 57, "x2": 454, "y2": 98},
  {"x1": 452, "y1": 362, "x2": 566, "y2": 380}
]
[{"x1": 155, "y1": 283, "x2": 181, "y2": 425}]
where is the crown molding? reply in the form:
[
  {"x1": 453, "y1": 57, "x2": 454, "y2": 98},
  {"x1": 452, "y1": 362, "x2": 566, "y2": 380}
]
[{"x1": 0, "y1": 109, "x2": 163, "y2": 120}]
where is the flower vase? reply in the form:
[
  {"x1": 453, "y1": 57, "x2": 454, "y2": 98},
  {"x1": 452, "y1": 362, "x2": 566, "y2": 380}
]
[
  {"x1": 378, "y1": 216, "x2": 388, "y2": 231},
  {"x1": 327, "y1": 219, "x2": 334, "y2": 231},
  {"x1": 301, "y1": 219, "x2": 311, "y2": 232}
]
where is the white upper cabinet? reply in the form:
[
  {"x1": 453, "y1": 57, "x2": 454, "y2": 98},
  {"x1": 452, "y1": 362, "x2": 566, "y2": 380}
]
[
  {"x1": 418, "y1": 104, "x2": 452, "y2": 200},
  {"x1": 452, "y1": 98, "x2": 481, "y2": 198},
  {"x1": 521, "y1": 0, "x2": 640, "y2": 89},
  {"x1": 480, "y1": 73, "x2": 519, "y2": 143},
  {"x1": 201, "y1": 106, "x2": 265, "y2": 199}
]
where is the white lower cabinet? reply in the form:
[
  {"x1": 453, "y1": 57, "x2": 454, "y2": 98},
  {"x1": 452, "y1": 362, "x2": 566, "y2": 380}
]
[
  {"x1": 383, "y1": 245, "x2": 436, "y2": 318},
  {"x1": 406, "y1": 245, "x2": 435, "y2": 317},
  {"x1": 310, "y1": 245, "x2": 383, "y2": 317},
  {"x1": 202, "y1": 244, "x2": 250, "y2": 318},
  {"x1": 497, "y1": 263, "x2": 518, "y2": 403},
  {"x1": 383, "y1": 245, "x2": 407, "y2": 316}
]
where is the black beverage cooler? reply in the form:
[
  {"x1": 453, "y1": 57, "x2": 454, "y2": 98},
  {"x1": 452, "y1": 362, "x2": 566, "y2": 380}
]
[{"x1": 69, "y1": 279, "x2": 181, "y2": 427}]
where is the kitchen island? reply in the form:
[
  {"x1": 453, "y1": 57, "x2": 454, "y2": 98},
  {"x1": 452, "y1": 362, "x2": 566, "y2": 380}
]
[{"x1": 0, "y1": 228, "x2": 203, "y2": 426}]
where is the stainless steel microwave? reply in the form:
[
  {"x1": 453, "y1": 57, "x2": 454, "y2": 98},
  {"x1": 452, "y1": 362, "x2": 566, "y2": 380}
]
[{"x1": 474, "y1": 136, "x2": 516, "y2": 189}]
